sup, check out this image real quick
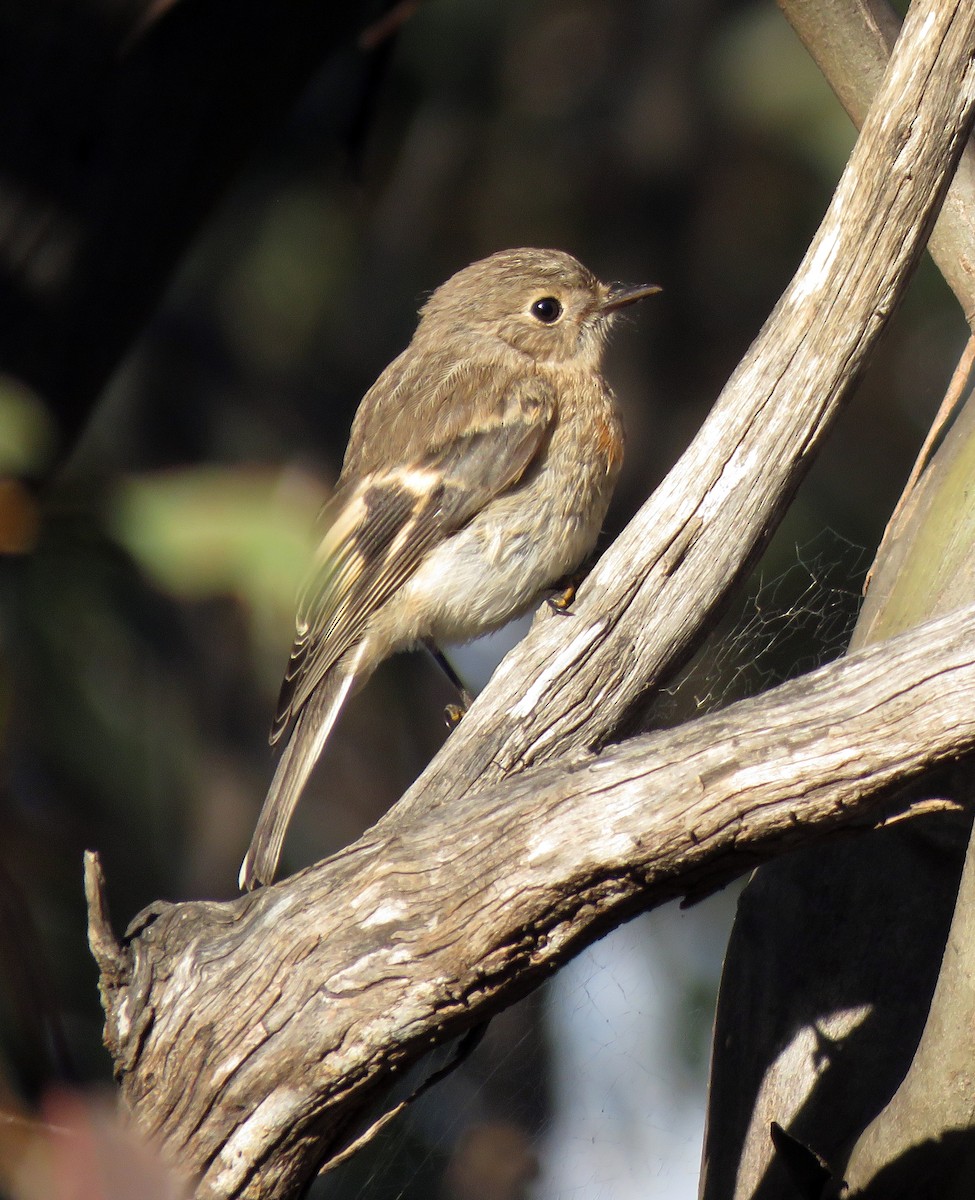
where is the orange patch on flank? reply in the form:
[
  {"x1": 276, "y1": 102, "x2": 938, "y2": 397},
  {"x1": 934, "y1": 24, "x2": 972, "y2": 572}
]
[{"x1": 594, "y1": 417, "x2": 624, "y2": 473}]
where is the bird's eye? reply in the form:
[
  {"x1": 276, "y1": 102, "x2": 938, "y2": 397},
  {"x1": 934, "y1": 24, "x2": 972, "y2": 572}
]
[{"x1": 530, "y1": 296, "x2": 563, "y2": 323}]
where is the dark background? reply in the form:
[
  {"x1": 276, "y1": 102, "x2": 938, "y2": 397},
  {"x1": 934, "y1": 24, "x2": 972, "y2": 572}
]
[{"x1": 0, "y1": 1, "x2": 964, "y2": 1196}]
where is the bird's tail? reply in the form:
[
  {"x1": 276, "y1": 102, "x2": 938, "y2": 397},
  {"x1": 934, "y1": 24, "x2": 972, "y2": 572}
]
[{"x1": 239, "y1": 647, "x2": 366, "y2": 891}]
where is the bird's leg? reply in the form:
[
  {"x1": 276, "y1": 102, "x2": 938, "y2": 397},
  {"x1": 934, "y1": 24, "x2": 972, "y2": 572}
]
[
  {"x1": 547, "y1": 563, "x2": 591, "y2": 615},
  {"x1": 424, "y1": 640, "x2": 474, "y2": 726},
  {"x1": 547, "y1": 580, "x2": 577, "y2": 614},
  {"x1": 442, "y1": 704, "x2": 465, "y2": 728}
]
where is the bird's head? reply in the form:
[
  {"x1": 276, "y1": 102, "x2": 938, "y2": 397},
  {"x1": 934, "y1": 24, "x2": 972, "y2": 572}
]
[{"x1": 417, "y1": 248, "x2": 660, "y2": 367}]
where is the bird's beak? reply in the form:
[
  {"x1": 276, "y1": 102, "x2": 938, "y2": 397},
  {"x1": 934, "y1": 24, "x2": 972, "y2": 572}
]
[{"x1": 600, "y1": 282, "x2": 662, "y2": 313}]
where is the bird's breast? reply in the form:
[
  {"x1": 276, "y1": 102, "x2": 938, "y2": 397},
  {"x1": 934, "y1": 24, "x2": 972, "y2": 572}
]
[{"x1": 375, "y1": 373, "x2": 623, "y2": 649}]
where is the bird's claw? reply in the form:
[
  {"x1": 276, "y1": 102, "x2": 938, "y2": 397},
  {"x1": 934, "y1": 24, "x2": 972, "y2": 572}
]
[{"x1": 547, "y1": 581, "x2": 577, "y2": 615}]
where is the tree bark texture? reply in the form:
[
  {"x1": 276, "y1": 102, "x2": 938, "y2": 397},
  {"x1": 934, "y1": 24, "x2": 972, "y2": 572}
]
[
  {"x1": 88, "y1": 604, "x2": 975, "y2": 1199},
  {"x1": 777, "y1": 0, "x2": 975, "y2": 326},
  {"x1": 388, "y1": 0, "x2": 975, "y2": 826},
  {"x1": 838, "y1": 819, "x2": 975, "y2": 1197},
  {"x1": 704, "y1": 3, "x2": 975, "y2": 1197},
  {"x1": 826, "y1": 371, "x2": 975, "y2": 1200}
]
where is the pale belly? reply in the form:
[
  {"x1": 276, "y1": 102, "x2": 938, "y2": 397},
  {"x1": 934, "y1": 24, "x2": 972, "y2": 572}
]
[
  {"x1": 371, "y1": 392, "x2": 623, "y2": 650},
  {"x1": 400, "y1": 494, "x2": 604, "y2": 643}
]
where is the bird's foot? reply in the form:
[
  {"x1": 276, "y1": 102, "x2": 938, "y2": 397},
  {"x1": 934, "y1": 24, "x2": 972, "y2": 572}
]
[
  {"x1": 547, "y1": 577, "x2": 580, "y2": 615},
  {"x1": 444, "y1": 698, "x2": 471, "y2": 728}
]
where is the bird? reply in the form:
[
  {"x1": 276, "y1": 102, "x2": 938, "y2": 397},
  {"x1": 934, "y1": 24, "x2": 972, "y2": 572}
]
[{"x1": 239, "y1": 248, "x2": 660, "y2": 890}]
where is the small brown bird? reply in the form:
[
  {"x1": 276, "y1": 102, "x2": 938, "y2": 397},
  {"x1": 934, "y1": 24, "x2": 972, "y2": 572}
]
[{"x1": 239, "y1": 248, "x2": 659, "y2": 890}]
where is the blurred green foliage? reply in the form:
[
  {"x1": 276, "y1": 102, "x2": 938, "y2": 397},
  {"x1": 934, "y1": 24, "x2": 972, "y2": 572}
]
[
  {"x1": 0, "y1": 379, "x2": 54, "y2": 477},
  {"x1": 111, "y1": 467, "x2": 324, "y2": 681}
]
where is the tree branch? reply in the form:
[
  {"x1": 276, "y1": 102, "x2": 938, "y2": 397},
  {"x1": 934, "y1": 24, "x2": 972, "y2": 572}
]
[
  {"x1": 777, "y1": 0, "x2": 975, "y2": 326},
  {"x1": 839, "y1": 808, "x2": 975, "y2": 1195},
  {"x1": 703, "y1": 6, "x2": 975, "y2": 1196},
  {"x1": 390, "y1": 0, "x2": 975, "y2": 825},
  {"x1": 89, "y1": 603, "x2": 975, "y2": 1199}
]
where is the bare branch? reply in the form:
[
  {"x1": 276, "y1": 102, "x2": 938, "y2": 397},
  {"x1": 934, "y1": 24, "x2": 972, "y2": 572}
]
[
  {"x1": 391, "y1": 0, "x2": 975, "y2": 824},
  {"x1": 93, "y1": 604, "x2": 975, "y2": 1199},
  {"x1": 703, "y1": 7, "x2": 975, "y2": 1189},
  {"x1": 84, "y1": 851, "x2": 125, "y2": 983},
  {"x1": 777, "y1": 0, "x2": 975, "y2": 325}
]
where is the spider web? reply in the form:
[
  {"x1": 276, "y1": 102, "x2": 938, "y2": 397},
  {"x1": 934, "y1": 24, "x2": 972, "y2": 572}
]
[{"x1": 650, "y1": 526, "x2": 869, "y2": 727}]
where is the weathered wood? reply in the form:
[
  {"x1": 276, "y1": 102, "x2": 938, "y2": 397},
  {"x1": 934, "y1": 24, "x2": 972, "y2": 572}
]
[
  {"x1": 703, "y1": 4, "x2": 975, "y2": 1196},
  {"x1": 839, "y1": 814, "x2": 975, "y2": 1196},
  {"x1": 388, "y1": 0, "x2": 975, "y2": 826},
  {"x1": 777, "y1": 0, "x2": 975, "y2": 326},
  {"x1": 89, "y1": 604, "x2": 975, "y2": 1199},
  {"x1": 828, "y1": 377, "x2": 975, "y2": 1200}
]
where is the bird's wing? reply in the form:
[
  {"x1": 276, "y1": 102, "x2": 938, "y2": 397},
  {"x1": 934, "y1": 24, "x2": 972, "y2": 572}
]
[{"x1": 270, "y1": 370, "x2": 556, "y2": 742}]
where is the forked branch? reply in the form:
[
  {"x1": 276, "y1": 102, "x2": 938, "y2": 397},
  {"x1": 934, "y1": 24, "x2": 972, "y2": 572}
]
[
  {"x1": 84, "y1": 2, "x2": 975, "y2": 1198},
  {"x1": 88, "y1": 604, "x2": 975, "y2": 1199}
]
